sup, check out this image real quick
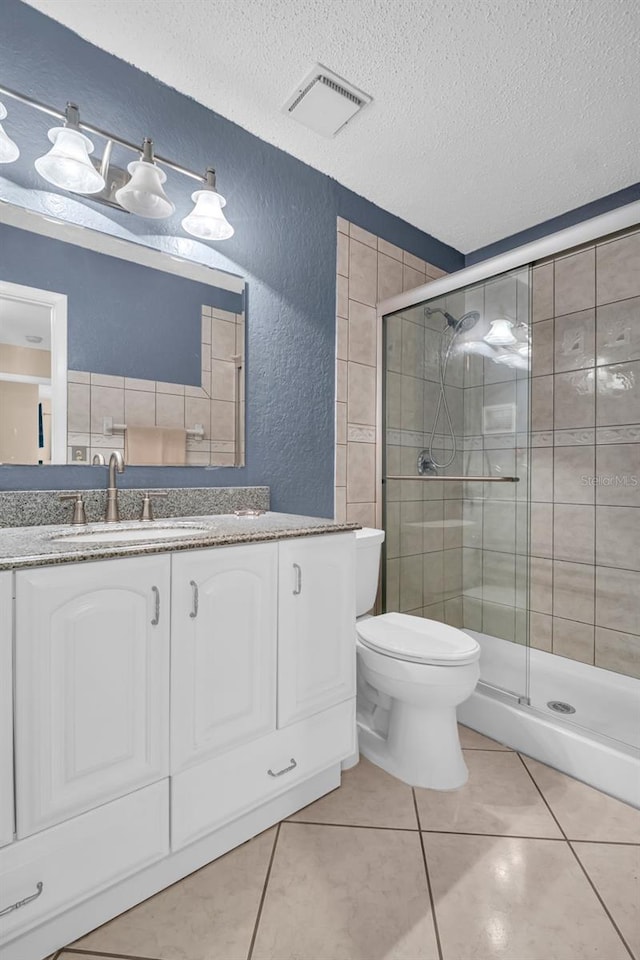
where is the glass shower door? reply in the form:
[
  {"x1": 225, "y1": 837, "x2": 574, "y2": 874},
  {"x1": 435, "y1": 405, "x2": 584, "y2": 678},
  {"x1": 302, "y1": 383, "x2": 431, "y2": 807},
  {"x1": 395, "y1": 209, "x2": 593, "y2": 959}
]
[{"x1": 383, "y1": 266, "x2": 531, "y2": 702}]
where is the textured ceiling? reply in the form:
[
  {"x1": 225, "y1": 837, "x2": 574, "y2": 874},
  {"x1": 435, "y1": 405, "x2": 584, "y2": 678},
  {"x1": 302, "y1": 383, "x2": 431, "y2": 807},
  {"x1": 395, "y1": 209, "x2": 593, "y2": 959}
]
[{"x1": 22, "y1": 0, "x2": 640, "y2": 252}]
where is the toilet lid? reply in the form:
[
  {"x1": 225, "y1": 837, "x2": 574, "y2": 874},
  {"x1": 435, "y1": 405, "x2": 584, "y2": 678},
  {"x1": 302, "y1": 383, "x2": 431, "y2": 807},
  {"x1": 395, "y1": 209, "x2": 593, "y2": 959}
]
[{"x1": 357, "y1": 613, "x2": 481, "y2": 665}]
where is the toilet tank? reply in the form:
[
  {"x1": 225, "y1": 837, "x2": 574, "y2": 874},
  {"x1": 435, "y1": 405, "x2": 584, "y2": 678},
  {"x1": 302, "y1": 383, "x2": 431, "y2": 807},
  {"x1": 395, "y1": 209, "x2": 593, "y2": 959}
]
[{"x1": 355, "y1": 527, "x2": 385, "y2": 617}]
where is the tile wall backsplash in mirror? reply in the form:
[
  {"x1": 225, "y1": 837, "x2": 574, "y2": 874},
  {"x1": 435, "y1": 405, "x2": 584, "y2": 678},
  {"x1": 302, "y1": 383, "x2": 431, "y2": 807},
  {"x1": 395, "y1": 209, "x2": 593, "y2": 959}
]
[{"x1": 0, "y1": 204, "x2": 245, "y2": 468}]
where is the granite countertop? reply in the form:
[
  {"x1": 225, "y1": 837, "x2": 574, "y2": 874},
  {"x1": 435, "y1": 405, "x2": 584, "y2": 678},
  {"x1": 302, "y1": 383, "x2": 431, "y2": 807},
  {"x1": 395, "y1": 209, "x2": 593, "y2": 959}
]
[{"x1": 0, "y1": 512, "x2": 360, "y2": 571}]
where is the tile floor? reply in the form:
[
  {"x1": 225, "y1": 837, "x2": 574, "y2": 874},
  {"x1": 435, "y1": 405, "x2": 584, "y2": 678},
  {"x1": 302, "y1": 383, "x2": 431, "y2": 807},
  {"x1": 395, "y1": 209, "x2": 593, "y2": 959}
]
[{"x1": 51, "y1": 726, "x2": 639, "y2": 960}]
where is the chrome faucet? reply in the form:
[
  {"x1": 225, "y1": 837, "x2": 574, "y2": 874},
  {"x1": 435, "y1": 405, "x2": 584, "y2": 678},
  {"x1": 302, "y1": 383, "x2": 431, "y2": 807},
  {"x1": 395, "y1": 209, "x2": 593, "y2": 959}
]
[{"x1": 105, "y1": 450, "x2": 125, "y2": 522}]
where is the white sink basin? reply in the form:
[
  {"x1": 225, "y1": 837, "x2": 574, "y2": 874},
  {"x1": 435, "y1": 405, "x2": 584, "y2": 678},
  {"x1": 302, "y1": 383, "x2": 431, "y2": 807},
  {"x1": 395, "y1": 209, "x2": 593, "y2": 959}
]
[{"x1": 52, "y1": 524, "x2": 209, "y2": 545}]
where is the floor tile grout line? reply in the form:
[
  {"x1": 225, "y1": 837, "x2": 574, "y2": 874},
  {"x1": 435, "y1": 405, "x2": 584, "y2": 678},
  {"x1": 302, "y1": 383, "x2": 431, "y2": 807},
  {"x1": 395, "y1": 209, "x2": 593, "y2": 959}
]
[
  {"x1": 516, "y1": 752, "x2": 636, "y2": 960},
  {"x1": 412, "y1": 788, "x2": 444, "y2": 960},
  {"x1": 286, "y1": 818, "x2": 567, "y2": 841},
  {"x1": 246, "y1": 821, "x2": 281, "y2": 960},
  {"x1": 61, "y1": 949, "x2": 163, "y2": 960}
]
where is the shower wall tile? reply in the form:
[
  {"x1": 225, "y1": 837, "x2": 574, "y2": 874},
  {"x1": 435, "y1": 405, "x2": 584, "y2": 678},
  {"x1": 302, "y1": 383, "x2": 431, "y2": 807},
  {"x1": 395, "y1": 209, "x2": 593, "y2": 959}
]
[
  {"x1": 377, "y1": 253, "x2": 404, "y2": 302},
  {"x1": 349, "y1": 222, "x2": 378, "y2": 249},
  {"x1": 554, "y1": 309, "x2": 596, "y2": 372},
  {"x1": 530, "y1": 612, "x2": 553, "y2": 652},
  {"x1": 402, "y1": 263, "x2": 426, "y2": 292},
  {"x1": 348, "y1": 239, "x2": 378, "y2": 306},
  {"x1": 594, "y1": 444, "x2": 639, "y2": 506},
  {"x1": 377, "y1": 237, "x2": 403, "y2": 262},
  {"x1": 346, "y1": 502, "x2": 376, "y2": 527},
  {"x1": 346, "y1": 441, "x2": 376, "y2": 503},
  {"x1": 595, "y1": 566, "x2": 640, "y2": 635},
  {"x1": 553, "y1": 560, "x2": 595, "y2": 624},
  {"x1": 595, "y1": 506, "x2": 639, "y2": 571},
  {"x1": 595, "y1": 627, "x2": 640, "y2": 679},
  {"x1": 596, "y1": 231, "x2": 640, "y2": 305},
  {"x1": 553, "y1": 446, "x2": 595, "y2": 504},
  {"x1": 336, "y1": 315, "x2": 348, "y2": 361},
  {"x1": 532, "y1": 262, "x2": 554, "y2": 322},
  {"x1": 423, "y1": 553, "x2": 444, "y2": 606},
  {"x1": 348, "y1": 301, "x2": 377, "y2": 366},
  {"x1": 482, "y1": 601, "x2": 515, "y2": 641},
  {"x1": 554, "y1": 247, "x2": 595, "y2": 316},
  {"x1": 553, "y1": 369, "x2": 595, "y2": 429},
  {"x1": 596, "y1": 297, "x2": 640, "y2": 366},
  {"x1": 596, "y1": 360, "x2": 640, "y2": 426},
  {"x1": 400, "y1": 554, "x2": 423, "y2": 611},
  {"x1": 553, "y1": 504, "x2": 594, "y2": 563},
  {"x1": 531, "y1": 447, "x2": 554, "y2": 501},
  {"x1": 552, "y1": 617, "x2": 595, "y2": 664},
  {"x1": 530, "y1": 502, "x2": 553, "y2": 558},
  {"x1": 532, "y1": 320, "x2": 554, "y2": 376},
  {"x1": 347, "y1": 361, "x2": 376, "y2": 425}
]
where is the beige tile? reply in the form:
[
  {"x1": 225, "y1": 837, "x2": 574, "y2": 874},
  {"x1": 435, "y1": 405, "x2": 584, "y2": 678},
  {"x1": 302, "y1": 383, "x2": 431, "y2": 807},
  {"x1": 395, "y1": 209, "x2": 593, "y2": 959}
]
[
  {"x1": 209, "y1": 400, "x2": 234, "y2": 442},
  {"x1": 522, "y1": 756, "x2": 640, "y2": 841},
  {"x1": 482, "y1": 600, "x2": 516, "y2": 641},
  {"x1": 596, "y1": 505, "x2": 640, "y2": 570},
  {"x1": 335, "y1": 442, "x2": 347, "y2": 487},
  {"x1": 124, "y1": 388, "x2": 156, "y2": 427},
  {"x1": 530, "y1": 611, "x2": 553, "y2": 652},
  {"x1": 553, "y1": 445, "x2": 595, "y2": 504},
  {"x1": 597, "y1": 360, "x2": 640, "y2": 426},
  {"x1": 349, "y1": 222, "x2": 378, "y2": 248},
  {"x1": 90, "y1": 385, "x2": 124, "y2": 434},
  {"x1": 400, "y1": 373, "x2": 424, "y2": 431},
  {"x1": 90, "y1": 372, "x2": 125, "y2": 388},
  {"x1": 59, "y1": 954, "x2": 123, "y2": 959},
  {"x1": 402, "y1": 263, "x2": 425, "y2": 292},
  {"x1": 210, "y1": 359, "x2": 235, "y2": 402},
  {"x1": 347, "y1": 361, "x2": 376, "y2": 426},
  {"x1": 552, "y1": 617, "x2": 595, "y2": 664},
  {"x1": 347, "y1": 300, "x2": 376, "y2": 366},
  {"x1": 74, "y1": 828, "x2": 276, "y2": 960},
  {"x1": 531, "y1": 375, "x2": 554, "y2": 430},
  {"x1": 457, "y1": 725, "x2": 511, "y2": 750},
  {"x1": 531, "y1": 557, "x2": 553, "y2": 614},
  {"x1": 124, "y1": 376, "x2": 155, "y2": 391},
  {"x1": 210, "y1": 307, "x2": 235, "y2": 324},
  {"x1": 336, "y1": 229, "x2": 349, "y2": 277},
  {"x1": 595, "y1": 565, "x2": 640, "y2": 634},
  {"x1": 336, "y1": 358, "x2": 347, "y2": 403},
  {"x1": 211, "y1": 317, "x2": 236, "y2": 361},
  {"x1": 386, "y1": 556, "x2": 400, "y2": 611},
  {"x1": 422, "y1": 553, "x2": 443, "y2": 607},
  {"x1": 378, "y1": 237, "x2": 404, "y2": 261},
  {"x1": 554, "y1": 369, "x2": 595, "y2": 429},
  {"x1": 336, "y1": 273, "x2": 349, "y2": 319},
  {"x1": 377, "y1": 252, "x2": 404, "y2": 301},
  {"x1": 532, "y1": 318, "x2": 554, "y2": 376},
  {"x1": 573, "y1": 841, "x2": 640, "y2": 958},
  {"x1": 532, "y1": 262, "x2": 554, "y2": 322},
  {"x1": 336, "y1": 400, "x2": 347, "y2": 444},
  {"x1": 595, "y1": 626, "x2": 640, "y2": 679},
  {"x1": 553, "y1": 503, "x2": 594, "y2": 562},
  {"x1": 67, "y1": 369, "x2": 90, "y2": 384},
  {"x1": 554, "y1": 308, "x2": 596, "y2": 372},
  {"x1": 337, "y1": 215, "x2": 349, "y2": 235},
  {"x1": 595, "y1": 444, "x2": 640, "y2": 507},
  {"x1": 531, "y1": 501, "x2": 553, "y2": 558},
  {"x1": 415, "y1": 751, "x2": 561, "y2": 838},
  {"x1": 400, "y1": 499, "x2": 424, "y2": 556},
  {"x1": 185, "y1": 396, "x2": 211, "y2": 438},
  {"x1": 334, "y1": 486, "x2": 346, "y2": 523},
  {"x1": 348, "y1": 238, "x2": 378, "y2": 307},
  {"x1": 401, "y1": 553, "x2": 423, "y2": 611},
  {"x1": 401, "y1": 317, "x2": 425, "y2": 379},
  {"x1": 425, "y1": 263, "x2": 446, "y2": 280},
  {"x1": 531, "y1": 446, "x2": 554, "y2": 501},
  {"x1": 201, "y1": 313, "x2": 211, "y2": 345},
  {"x1": 336, "y1": 314, "x2": 348, "y2": 361},
  {"x1": 156, "y1": 392, "x2": 184, "y2": 428},
  {"x1": 553, "y1": 560, "x2": 595, "y2": 623},
  {"x1": 424, "y1": 832, "x2": 629, "y2": 960},
  {"x1": 67, "y1": 382, "x2": 90, "y2": 432},
  {"x1": 597, "y1": 230, "x2": 640, "y2": 305},
  {"x1": 253, "y1": 823, "x2": 438, "y2": 960},
  {"x1": 156, "y1": 380, "x2": 185, "y2": 395},
  {"x1": 346, "y1": 501, "x2": 375, "y2": 526},
  {"x1": 554, "y1": 247, "x2": 596, "y2": 316},
  {"x1": 596, "y1": 296, "x2": 640, "y2": 366},
  {"x1": 346, "y1": 441, "x2": 375, "y2": 503},
  {"x1": 289, "y1": 757, "x2": 417, "y2": 829}
]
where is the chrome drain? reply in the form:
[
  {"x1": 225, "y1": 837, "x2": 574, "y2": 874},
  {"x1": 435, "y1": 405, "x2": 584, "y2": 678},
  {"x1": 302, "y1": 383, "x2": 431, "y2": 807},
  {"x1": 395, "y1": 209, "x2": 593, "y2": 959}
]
[{"x1": 547, "y1": 700, "x2": 576, "y2": 715}]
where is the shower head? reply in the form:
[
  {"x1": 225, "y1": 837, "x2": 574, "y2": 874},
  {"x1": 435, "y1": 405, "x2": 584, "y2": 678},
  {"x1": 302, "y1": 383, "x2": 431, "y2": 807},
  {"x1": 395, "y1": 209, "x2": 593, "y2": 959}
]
[{"x1": 424, "y1": 306, "x2": 481, "y2": 333}]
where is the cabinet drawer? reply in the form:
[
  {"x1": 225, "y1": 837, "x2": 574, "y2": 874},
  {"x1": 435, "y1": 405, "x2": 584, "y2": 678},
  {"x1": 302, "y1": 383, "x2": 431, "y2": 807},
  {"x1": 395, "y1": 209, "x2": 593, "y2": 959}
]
[
  {"x1": 171, "y1": 699, "x2": 355, "y2": 849},
  {"x1": 0, "y1": 781, "x2": 169, "y2": 944}
]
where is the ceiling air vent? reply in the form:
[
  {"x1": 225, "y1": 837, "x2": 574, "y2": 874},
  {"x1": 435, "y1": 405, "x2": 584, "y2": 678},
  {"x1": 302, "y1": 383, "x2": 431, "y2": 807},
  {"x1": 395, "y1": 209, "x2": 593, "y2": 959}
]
[{"x1": 283, "y1": 66, "x2": 371, "y2": 138}]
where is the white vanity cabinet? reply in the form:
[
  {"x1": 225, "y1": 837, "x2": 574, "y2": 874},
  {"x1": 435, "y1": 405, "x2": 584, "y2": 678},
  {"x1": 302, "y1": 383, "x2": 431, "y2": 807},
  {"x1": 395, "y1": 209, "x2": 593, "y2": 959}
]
[
  {"x1": 170, "y1": 542, "x2": 278, "y2": 772},
  {"x1": 0, "y1": 571, "x2": 14, "y2": 848},
  {"x1": 278, "y1": 534, "x2": 356, "y2": 726},
  {"x1": 14, "y1": 555, "x2": 171, "y2": 838}
]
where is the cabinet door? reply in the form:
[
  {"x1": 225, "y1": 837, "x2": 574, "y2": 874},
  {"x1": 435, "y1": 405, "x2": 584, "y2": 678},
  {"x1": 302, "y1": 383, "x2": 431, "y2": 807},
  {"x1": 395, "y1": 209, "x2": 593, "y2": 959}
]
[
  {"x1": 278, "y1": 533, "x2": 356, "y2": 727},
  {"x1": 15, "y1": 555, "x2": 170, "y2": 838},
  {"x1": 0, "y1": 571, "x2": 14, "y2": 847},
  {"x1": 171, "y1": 542, "x2": 277, "y2": 773}
]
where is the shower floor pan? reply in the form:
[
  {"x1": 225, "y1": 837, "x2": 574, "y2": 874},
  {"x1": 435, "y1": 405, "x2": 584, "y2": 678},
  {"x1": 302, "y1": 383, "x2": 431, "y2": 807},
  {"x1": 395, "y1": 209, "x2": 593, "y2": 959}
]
[{"x1": 458, "y1": 630, "x2": 640, "y2": 808}]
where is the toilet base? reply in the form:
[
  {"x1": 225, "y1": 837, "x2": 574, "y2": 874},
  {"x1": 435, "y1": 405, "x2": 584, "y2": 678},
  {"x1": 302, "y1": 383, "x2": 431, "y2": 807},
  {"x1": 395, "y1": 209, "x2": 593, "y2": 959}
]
[{"x1": 358, "y1": 702, "x2": 469, "y2": 790}]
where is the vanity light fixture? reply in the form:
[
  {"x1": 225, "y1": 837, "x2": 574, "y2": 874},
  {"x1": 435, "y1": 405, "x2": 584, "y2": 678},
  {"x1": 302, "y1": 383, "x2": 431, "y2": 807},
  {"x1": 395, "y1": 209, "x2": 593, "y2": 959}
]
[
  {"x1": 34, "y1": 103, "x2": 105, "y2": 195},
  {"x1": 0, "y1": 83, "x2": 235, "y2": 241},
  {"x1": 0, "y1": 101, "x2": 20, "y2": 163},
  {"x1": 115, "y1": 138, "x2": 175, "y2": 219},
  {"x1": 484, "y1": 317, "x2": 517, "y2": 346},
  {"x1": 181, "y1": 167, "x2": 234, "y2": 240}
]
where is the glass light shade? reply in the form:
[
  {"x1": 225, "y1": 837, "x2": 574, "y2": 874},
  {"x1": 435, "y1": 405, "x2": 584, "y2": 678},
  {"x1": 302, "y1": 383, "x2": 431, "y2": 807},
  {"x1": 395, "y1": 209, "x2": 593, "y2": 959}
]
[
  {"x1": 34, "y1": 127, "x2": 105, "y2": 194},
  {"x1": 460, "y1": 340, "x2": 497, "y2": 359},
  {"x1": 0, "y1": 103, "x2": 19, "y2": 163},
  {"x1": 182, "y1": 188, "x2": 234, "y2": 240},
  {"x1": 115, "y1": 159, "x2": 175, "y2": 219},
  {"x1": 484, "y1": 318, "x2": 517, "y2": 346}
]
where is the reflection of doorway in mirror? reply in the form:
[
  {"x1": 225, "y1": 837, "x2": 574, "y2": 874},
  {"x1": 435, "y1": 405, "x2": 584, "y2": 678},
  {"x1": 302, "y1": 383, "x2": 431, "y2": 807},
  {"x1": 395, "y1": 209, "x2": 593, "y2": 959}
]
[{"x1": 0, "y1": 282, "x2": 67, "y2": 465}]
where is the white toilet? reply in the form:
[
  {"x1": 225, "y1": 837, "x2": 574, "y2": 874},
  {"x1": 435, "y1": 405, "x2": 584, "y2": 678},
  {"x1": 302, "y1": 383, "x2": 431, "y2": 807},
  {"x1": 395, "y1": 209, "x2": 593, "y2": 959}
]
[{"x1": 355, "y1": 527, "x2": 481, "y2": 790}]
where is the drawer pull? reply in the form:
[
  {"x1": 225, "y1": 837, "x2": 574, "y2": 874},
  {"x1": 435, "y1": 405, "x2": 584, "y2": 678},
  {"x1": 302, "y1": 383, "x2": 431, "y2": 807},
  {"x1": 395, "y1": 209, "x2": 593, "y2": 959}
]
[
  {"x1": 189, "y1": 580, "x2": 199, "y2": 619},
  {"x1": 151, "y1": 585, "x2": 160, "y2": 626},
  {"x1": 267, "y1": 758, "x2": 297, "y2": 778},
  {"x1": 0, "y1": 881, "x2": 43, "y2": 918},
  {"x1": 293, "y1": 563, "x2": 302, "y2": 596}
]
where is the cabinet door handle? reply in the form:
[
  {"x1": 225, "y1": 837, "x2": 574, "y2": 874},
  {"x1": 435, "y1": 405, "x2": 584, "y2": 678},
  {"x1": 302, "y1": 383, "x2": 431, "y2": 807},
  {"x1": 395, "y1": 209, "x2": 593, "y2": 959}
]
[
  {"x1": 151, "y1": 585, "x2": 160, "y2": 626},
  {"x1": 0, "y1": 881, "x2": 43, "y2": 918},
  {"x1": 293, "y1": 563, "x2": 302, "y2": 596},
  {"x1": 267, "y1": 758, "x2": 297, "y2": 778},
  {"x1": 189, "y1": 580, "x2": 199, "y2": 619}
]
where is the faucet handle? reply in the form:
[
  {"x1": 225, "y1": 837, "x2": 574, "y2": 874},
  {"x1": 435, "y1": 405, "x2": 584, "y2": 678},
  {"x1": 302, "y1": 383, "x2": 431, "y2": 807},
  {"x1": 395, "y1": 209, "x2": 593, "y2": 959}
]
[
  {"x1": 140, "y1": 490, "x2": 168, "y2": 522},
  {"x1": 59, "y1": 492, "x2": 88, "y2": 525}
]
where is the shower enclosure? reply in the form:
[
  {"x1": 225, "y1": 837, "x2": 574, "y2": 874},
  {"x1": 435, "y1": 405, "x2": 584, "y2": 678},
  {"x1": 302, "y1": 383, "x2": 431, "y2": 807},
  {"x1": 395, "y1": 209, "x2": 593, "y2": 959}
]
[{"x1": 378, "y1": 204, "x2": 640, "y2": 806}]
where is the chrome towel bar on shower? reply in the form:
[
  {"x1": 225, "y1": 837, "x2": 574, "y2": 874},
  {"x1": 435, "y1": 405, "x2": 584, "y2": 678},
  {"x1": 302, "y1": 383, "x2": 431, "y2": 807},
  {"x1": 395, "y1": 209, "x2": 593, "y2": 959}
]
[{"x1": 385, "y1": 476, "x2": 520, "y2": 482}]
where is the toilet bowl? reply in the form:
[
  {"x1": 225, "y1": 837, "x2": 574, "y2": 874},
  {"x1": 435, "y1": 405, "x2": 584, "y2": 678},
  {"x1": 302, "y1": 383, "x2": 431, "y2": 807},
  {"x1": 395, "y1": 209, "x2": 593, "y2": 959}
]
[{"x1": 355, "y1": 528, "x2": 480, "y2": 790}]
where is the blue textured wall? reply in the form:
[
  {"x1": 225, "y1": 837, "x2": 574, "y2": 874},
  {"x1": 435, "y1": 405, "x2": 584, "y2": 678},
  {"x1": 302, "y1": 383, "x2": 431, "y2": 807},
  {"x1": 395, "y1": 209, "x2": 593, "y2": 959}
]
[{"x1": 0, "y1": 0, "x2": 463, "y2": 514}]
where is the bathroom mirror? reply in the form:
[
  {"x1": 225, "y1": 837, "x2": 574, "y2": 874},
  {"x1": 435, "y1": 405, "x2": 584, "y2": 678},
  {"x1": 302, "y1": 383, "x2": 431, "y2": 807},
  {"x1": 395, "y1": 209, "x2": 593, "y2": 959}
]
[{"x1": 0, "y1": 203, "x2": 245, "y2": 467}]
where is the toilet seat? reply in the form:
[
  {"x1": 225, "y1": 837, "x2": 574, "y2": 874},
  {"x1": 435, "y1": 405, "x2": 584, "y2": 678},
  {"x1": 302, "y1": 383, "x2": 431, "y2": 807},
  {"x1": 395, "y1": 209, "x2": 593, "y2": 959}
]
[{"x1": 357, "y1": 613, "x2": 481, "y2": 666}]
